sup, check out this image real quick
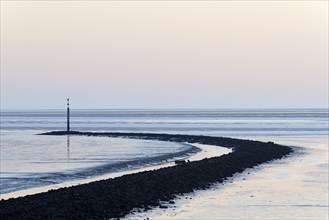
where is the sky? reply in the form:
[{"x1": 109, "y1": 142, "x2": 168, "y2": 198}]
[{"x1": 1, "y1": 1, "x2": 328, "y2": 109}]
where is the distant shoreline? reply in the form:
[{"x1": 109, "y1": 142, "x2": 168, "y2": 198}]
[{"x1": 0, "y1": 131, "x2": 293, "y2": 219}]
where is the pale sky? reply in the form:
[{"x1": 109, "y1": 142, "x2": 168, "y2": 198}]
[{"x1": 1, "y1": 1, "x2": 328, "y2": 109}]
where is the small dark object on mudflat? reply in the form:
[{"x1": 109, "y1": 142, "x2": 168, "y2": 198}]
[
  {"x1": 159, "y1": 205, "x2": 168, "y2": 209},
  {"x1": 175, "y1": 159, "x2": 186, "y2": 165},
  {"x1": 0, "y1": 131, "x2": 293, "y2": 220}
]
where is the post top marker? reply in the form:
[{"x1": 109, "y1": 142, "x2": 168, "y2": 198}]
[{"x1": 67, "y1": 99, "x2": 70, "y2": 132}]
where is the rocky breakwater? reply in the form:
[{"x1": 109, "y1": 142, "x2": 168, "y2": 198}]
[{"x1": 0, "y1": 131, "x2": 293, "y2": 220}]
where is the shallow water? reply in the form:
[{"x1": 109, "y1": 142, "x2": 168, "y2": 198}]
[
  {"x1": 0, "y1": 130, "x2": 192, "y2": 194},
  {"x1": 0, "y1": 143, "x2": 231, "y2": 200}
]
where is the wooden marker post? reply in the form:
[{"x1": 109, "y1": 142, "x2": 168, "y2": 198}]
[{"x1": 67, "y1": 98, "x2": 70, "y2": 132}]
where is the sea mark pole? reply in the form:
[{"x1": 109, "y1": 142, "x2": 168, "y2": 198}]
[{"x1": 67, "y1": 98, "x2": 70, "y2": 132}]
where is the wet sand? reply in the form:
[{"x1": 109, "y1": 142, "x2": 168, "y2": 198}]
[
  {"x1": 128, "y1": 136, "x2": 328, "y2": 220},
  {"x1": 0, "y1": 132, "x2": 293, "y2": 219}
]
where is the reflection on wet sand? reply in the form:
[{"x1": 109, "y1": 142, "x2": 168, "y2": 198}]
[{"x1": 127, "y1": 136, "x2": 328, "y2": 220}]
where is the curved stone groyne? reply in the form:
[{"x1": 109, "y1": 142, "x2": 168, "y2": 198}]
[{"x1": 0, "y1": 131, "x2": 293, "y2": 220}]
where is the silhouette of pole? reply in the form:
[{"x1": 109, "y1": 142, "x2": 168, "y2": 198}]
[{"x1": 67, "y1": 98, "x2": 70, "y2": 132}]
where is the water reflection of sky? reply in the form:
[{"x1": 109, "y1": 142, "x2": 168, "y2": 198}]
[{"x1": 0, "y1": 132, "x2": 189, "y2": 178}]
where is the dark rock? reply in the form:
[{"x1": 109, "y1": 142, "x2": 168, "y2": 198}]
[{"x1": 174, "y1": 160, "x2": 186, "y2": 165}]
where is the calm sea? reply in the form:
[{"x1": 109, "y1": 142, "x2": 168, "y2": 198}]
[{"x1": 1, "y1": 109, "x2": 328, "y2": 196}]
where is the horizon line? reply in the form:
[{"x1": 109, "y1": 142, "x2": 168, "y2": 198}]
[{"x1": 1, "y1": 107, "x2": 328, "y2": 111}]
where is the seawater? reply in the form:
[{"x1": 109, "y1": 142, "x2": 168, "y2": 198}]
[
  {"x1": 2, "y1": 109, "x2": 327, "y2": 136},
  {"x1": 0, "y1": 132, "x2": 191, "y2": 194},
  {"x1": 1, "y1": 109, "x2": 328, "y2": 202}
]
